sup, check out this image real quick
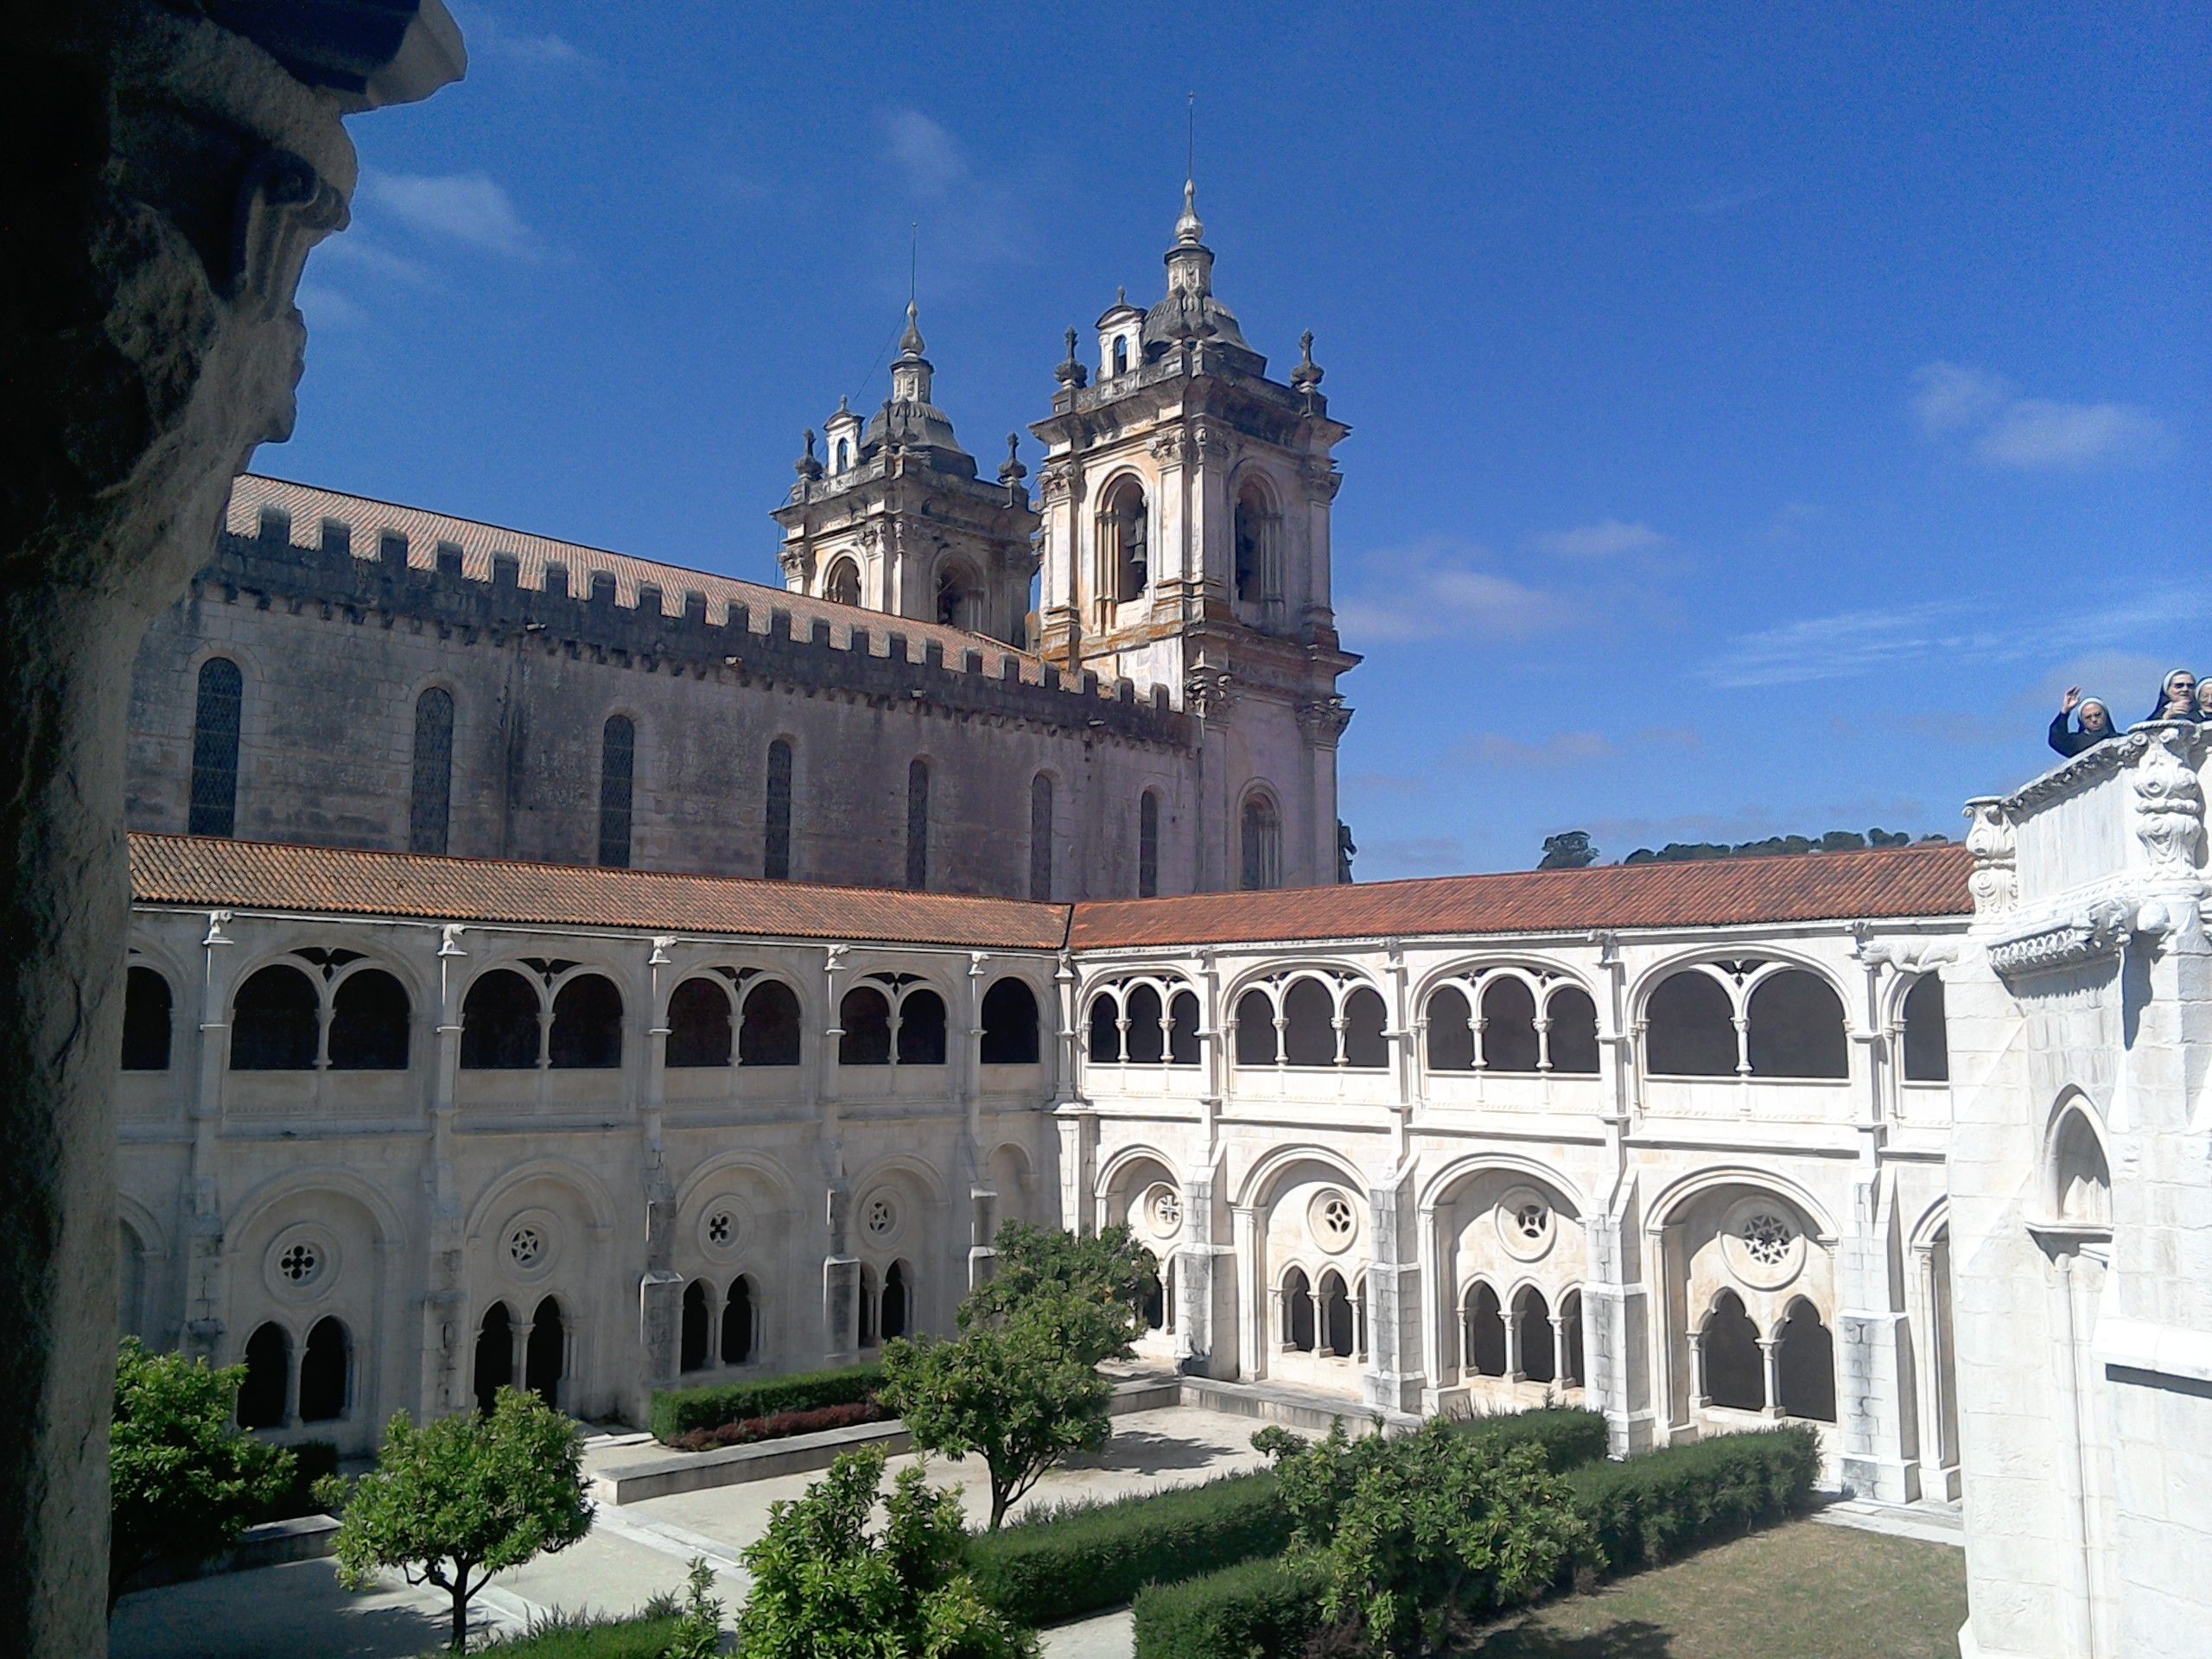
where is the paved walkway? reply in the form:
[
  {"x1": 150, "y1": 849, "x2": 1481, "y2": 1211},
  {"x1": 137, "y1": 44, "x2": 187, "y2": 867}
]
[
  {"x1": 111, "y1": 1404, "x2": 1263, "y2": 1657},
  {"x1": 1815, "y1": 1494, "x2": 1966, "y2": 1549}
]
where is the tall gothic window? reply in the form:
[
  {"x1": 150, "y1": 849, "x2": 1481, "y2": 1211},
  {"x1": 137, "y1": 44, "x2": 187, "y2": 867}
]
[
  {"x1": 1139, "y1": 790, "x2": 1160, "y2": 898},
  {"x1": 188, "y1": 656, "x2": 243, "y2": 836},
  {"x1": 1029, "y1": 772, "x2": 1053, "y2": 901},
  {"x1": 906, "y1": 757, "x2": 930, "y2": 889},
  {"x1": 1240, "y1": 791, "x2": 1281, "y2": 891},
  {"x1": 764, "y1": 738, "x2": 793, "y2": 880},
  {"x1": 599, "y1": 715, "x2": 635, "y2": 869},
  {"x1": 409, "y1": 687, "x2": 454, "y2": 855}
]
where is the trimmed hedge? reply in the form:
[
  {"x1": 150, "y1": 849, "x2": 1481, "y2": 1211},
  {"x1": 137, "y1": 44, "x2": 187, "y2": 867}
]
[
  {"x1": 1130, "y1": 1424, "x2": 1821, "y2": 1659},
  {"x1": 1569, "y1": 1423, "x2": 1820, "y2": 1578},
  {"x1": 1131, "y1": 1554, "x2": 1328, "y2": 1659},
  {"x1": 968, "y1": 1470, "x2": 1290, "y2": 1628},
  {"x1": 671, "y1": 1400, "x2": 892, "y2": 1452},
  {"x1": 969, "y1": 1407, "x2": 1607, "y2": 1627},
  {"x1": 649, "y1": 1362, "x2": 886, "y2": 1443},
  {"x1": 456, "y1": 1615, "x2": 681, "y2": 1657}
]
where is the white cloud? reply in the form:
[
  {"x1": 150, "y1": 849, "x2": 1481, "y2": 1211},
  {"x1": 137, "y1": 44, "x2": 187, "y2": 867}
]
[
  {"x1": 882, "y1": 109, "x2": 967, "y2": 199},
  {"x1": 1534, "y1": 518, "x2": 1671, "y2": 558},
  {"x1": 1452, "y1": 726, "x2": 1701, "y2": 772},
  {"x1": 360, "y1": 170, "x2": 536, "y2": 259},
  {"x1": 313, "y1": 237, "x2": 433, "y2": 287},
  {"x1": 863, "y1": 108, "x2": 1034, "y2": 291},
  {"x1": 294, "y1": 282, "x2": 365, "y2": 328},
  {"x1": 1910, "y1": 360, "x2": 2165, "y2": 469},
  {"x1": 448, "y1": 3, "x2": 588, "y2": 68},
  {"x1": 1335, "y1": 539, "x2": 1571, "y2": 643}
]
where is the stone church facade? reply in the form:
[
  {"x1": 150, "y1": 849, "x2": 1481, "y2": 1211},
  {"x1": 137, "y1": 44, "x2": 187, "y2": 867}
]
[{"x1": 104, "y1": 184, "x2": 2212, "y2": 1659}]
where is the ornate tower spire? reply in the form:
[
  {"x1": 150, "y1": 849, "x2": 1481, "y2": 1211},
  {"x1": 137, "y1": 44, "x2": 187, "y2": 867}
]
[
  {"x1": 1175, "y1": 176, "x2": 1205, "y2": 248},
  {"x1": 889, "y1": 298, "x2": 932, "y2": 405}
]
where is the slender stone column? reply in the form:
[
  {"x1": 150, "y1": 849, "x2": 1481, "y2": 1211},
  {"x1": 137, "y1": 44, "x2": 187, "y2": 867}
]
[
  {"x1": 1, "y1": 15, "x2": 456, "y2": 1643},
  {"x1": 1232, "y1": 1204, "x2": 1263, "y2": 1380},
  {"x1": 419, "y1": 925, "x2": 468, "y2": 1417},
  {"x1": 182, "y1": 912, "x2": 238, "y2": 1363}
]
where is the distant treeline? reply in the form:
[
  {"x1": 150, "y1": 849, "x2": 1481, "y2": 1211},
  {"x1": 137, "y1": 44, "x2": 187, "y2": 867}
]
[{"x1": 1621, "y1": 828, "x2": 1947, "y2": 865}]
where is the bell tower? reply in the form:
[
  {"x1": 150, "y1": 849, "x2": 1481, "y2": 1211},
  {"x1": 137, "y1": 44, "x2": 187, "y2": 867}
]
[
  {"x1": 1030, "y1": 183, "x2": 1357, "y2": 890},
  {"x1": 774, "y1": 301, "x2": 1039, "y2": 645}
]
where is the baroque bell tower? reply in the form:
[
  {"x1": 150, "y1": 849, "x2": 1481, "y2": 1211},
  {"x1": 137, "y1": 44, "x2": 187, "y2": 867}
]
[{"x1": 1030, "y1": 182, "x2": 1357, "y2": 890}]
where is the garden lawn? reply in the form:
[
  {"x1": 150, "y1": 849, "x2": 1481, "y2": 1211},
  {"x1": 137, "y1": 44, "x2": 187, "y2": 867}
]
[{"x1": 1461, "y1": 1522, "x2": 1966, "y2": 1659}]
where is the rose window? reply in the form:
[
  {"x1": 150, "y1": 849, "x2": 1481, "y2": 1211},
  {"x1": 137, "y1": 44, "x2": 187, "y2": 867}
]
[
  {"x1": 1146, "y1": 1185, "x2": 1182, "y2": 1238},
  {"x1": 1314, "y1": 1192, "x2": 1357, "y2": 1251},
  {"x1": 707, "y1": 1210, "x2": 736, "y2": 1248},
  {"x1": 506, "y1": 1224, "x2": 544, "y2": 1269},
  {"x1": 1740, "y1": 1212, "x2": 1793, "y2": 1268},
  {"x1": 1516, "y1": 1203, "x2": 1548, "y2": 1241},
  {"x1": 277, "y1": 1243, "x2": 320, "y2": 1284},
  {"x1": 864, "y1": 1196, "x2": 897, "y2": 1238}
]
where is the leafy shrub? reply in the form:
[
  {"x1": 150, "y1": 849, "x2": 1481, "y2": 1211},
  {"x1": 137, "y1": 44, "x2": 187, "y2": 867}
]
[
  {"x1": 1130, "y1": 1554, "x2": 1328, "y2": 1659},
  {"x1": 967, "y1": 1469, "x2": 1292, "y2": 1626},
  {"x1": 453, "y1": 1613, "x2": 680, "y2": 1656},
  {"x1": 649, "y1": 1363, "x2": 886, "y2": 1443},
  {"x1": 670, "y1": 1400, "x2": 892, "y2": 1452},
  {"x1": 1448, "y1": 1407, "x2": 1609, "y2": 1472},
  {"x1": 1567, "y1": 1424, "x2": 1819, "y2": 1578},
  {"x1": 254, "y1": 1438, "x2": 342, "y2": 1522}
]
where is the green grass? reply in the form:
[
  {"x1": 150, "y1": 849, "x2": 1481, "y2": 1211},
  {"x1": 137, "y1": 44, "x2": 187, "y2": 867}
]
[
  {"x1": 426, "y1": 1612, "x2": 681, "y2": 1656},
  {"x1": 1459, "y1": 1521, "x2": 1967, "y2": 1659}
]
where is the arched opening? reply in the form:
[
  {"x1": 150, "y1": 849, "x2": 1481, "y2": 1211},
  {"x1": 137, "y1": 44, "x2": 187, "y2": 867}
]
[
  {"x1": 231, "y1": 964, "x2": 320, "y2": 1071},
  {"x1": 1112, "y1": 335, "x2": 1129, "y2": 378},
  {"x1": 666, "y1": 978, "x2": 733, "y2": 1069},
  {"x1": 1701, "y1": 1290, "x2": 1764, "y2": 1411},
  {"x1": 1481, "y1": 978, "x2": 1541, "y2": 1072},
  {"x1": 836, "y1": 437, "x2": 852, "y2": 473},
  {"x1": 1776, "y1": 1300, "x2": 1836, "y2": 1421},
  {"x1": 980, "y1": 978, "x2": 1040, "y2": 1065},
  {"x1": 1902, "y1": 975, "x2": 1949, "y2": 1083},
  {"x1": 118, "y1": 1222, "x2": 147, "y2": 1342},
  {"x1": 1234, "y1": 988, "x2": 1279, "y2": 1065},
  {"x1": 474, "y1": 1302, "x2": 514, "y2": 1414},
  {"x1": 1745, "y1": 970, "x2": 1848, "y2": 1079},
  {"x1": 1645, "y1": 970, "x2": 1739, "y2": 1077},
  {"x1": 839, "y1": 988, "x2": 893, "y2": 1066},
  {"x1": 409, "y1": 686, "x2": 454, "y2": 856},
  {"x1": 895, "y1": 989, "x2": 947, "y2": 1065},
  {"x1": 680, "y1": 1280, "x2": 712, "y2": 1373},
  {"x1": 739, "y1": 980, "x2": 803, "y2": 1066},
  {"x1": 906, "y1": 757, "x2": 930, "y2": 889},
  {"x1": 1087, "y1": 994, "x2": 1123, "y2": 1064},
  {"x1": 1342, "y1": 987, "x2": 1388, "y2": 1069},
  {"x1": 299, "y1": 1317, "x2": 350, "y2": 1423},
  {"x1": 1028, "y1": 772, "x2": 1054, "y2": 900},
  {"x1": 598, "y1": 714, "x2": 635, "y2": 869},
  {"x1": 1426, "y1": 985, "x2": 1475, "y2": 1071},
  {"x1": 1464, "y1": 1283, "x2": 1506, "y2": 1377},
  {"x1": 721, "y1": 1276, "x2": 755, "y2": 1365},
  {"x1": 238, "y1": 1324, "x2": 289, "y2": 1429},
  {"x1": 857, "y1": 1263, "x2": 879, "y2": 1347},
  {"x1": 524, "y1": 1296, "x2": 565, "y2": 1408},
  {"x1": 1560, "y1": 1290, "x2": 1585, "y2": 1387},
  {"x1": 121, "y1": 965, "x2": 172, "y2": 1071},
  {"x1": 1138, "y1": 790, "x2": 1160, "y2": 897},
  {"x1": 1239, "y1": 792, "x2": 1281, "y2": 891},
  {"x1": 1515, "y1": 1287, "x2": 1555, "y2": 1383},
  {"x1": 549, "y1": 974, "x2": 623, "y2": 1070},
  {"x1": 1546, "y1": 988, "x2": 1600, "y2": 1075},
  {"x1": 461, "y1": 969, "x2": 540, "y2": 1070},
  {"x1": 1281, "y1": 1268, "x2": 1315, "y2": 1353},
  {"x1": 1102, "y1": 477, "x2": 1147, "y2": 603},
  {"x1": 936, "y1": 562, "x2": 981, "y2": 632},
  {"x1": 1281, "y1": 978, "x2": 1337, "y2": 1067},
  {"x1": 1140, "y1": 1266, "x2": 1166, "y2": 1332},
  {"x1": 327, "y1": 969, "x2": 410, "y2": 1071},
  {"x1": 764, "y1": 737, "x2": 794, "y2": 880},
  {"x1": 1125, "y1": 984, "x2": 1166, "y2": 1065},
  {"x1": 824, "y1": 558, "x2": 861, "y2": 607},
  {"x1": 2052, "y1": 1107, "x2": 2113, "y2": 1224},
  {"x1": 1319, "y1": 1270, "x2": 1354, "y2": 1358},
  {"x1": 1167, "y1": 990, "x2": 1201, "y2": 1066},
  {"x1": 189, "y1": 655, "x2": 244, "y2": 837},
  {"x1": 880, "y1": 1262, "x2": 911, "y2": 1342},
  {"x1": 1233, "y1": 480, "x2": 1276, "y2": 607}
]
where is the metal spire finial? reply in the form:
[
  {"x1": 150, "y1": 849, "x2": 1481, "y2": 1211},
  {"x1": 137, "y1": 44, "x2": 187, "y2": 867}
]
[{"x1": 1176, "y1": 92, "x2": 1205, "y2": 246}]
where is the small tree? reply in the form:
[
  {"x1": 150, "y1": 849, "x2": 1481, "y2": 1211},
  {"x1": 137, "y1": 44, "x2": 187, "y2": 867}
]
[
  {"x1": 880, "y1": 1289, "x2": 1121, "y2": 1529},
  {"x1": 964, "y1": 1219, "x2": 1158, "y2": 1363},
  {"x1": 664, "y1": 1555, "x2": 724, "y2": 1659},
  {"x1": 322, "y1": 1387, "x2": 594, "y2": 1651},
  {"x1": 734, "y1": 1446, "x2": 1035, "y2": 1659},
  {"x1": 1537, "y1": 830, "x2": 1598, "y2": 870},
  {"x1": 108, "y1": 1338, "x2": 296, "y2": 1612}
]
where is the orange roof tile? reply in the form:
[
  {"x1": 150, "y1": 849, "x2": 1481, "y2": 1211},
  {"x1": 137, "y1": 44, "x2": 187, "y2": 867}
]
[
  {"x1": 1067, "y1": 842, "x2": 1974, "y2": 950},
  {"x1": 128, "y1": 834, "x2": 1071, "y2": 951},
  {"x1": 226, "y1": 474, "x2": 1055, "y2": 687}
]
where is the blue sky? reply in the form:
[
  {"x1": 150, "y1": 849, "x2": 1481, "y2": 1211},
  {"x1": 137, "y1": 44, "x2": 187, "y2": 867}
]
[{"x1": 289, "y1": 3, "x2": 2208, "y2": 880}]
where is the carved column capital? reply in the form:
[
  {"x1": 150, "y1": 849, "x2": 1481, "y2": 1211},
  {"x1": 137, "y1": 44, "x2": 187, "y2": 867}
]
[
  {"x1": 2132, "y1": 721, "x2": 2205, "y2": 878},
  {"x1": 1962, "y1": 798, "x2": 2018, "y2": 915},
  {"x1": 1296, "y1": 696, "x2": 1353, "y2": 747}
]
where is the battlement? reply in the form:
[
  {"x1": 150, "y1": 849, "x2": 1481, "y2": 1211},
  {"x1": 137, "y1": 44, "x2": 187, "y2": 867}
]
[{"x1": 213, "y1": 476, "x2": 1185, "y2": 746}]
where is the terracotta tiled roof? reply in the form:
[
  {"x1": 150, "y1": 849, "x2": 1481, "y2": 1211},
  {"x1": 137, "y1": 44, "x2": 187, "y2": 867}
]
[
  {"x1": 128, "y1": 834, "x2": 1071, "y2": 951},
  {"x1": 1067, "y1": 842, "x2": 1974, "y2": 950},
  {"x1": 226, "y1": 474, "x2": 1053, "y2": 686},
  {"x1": 130, "y1": 834, "x2": 1972, "y2": 952}
]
